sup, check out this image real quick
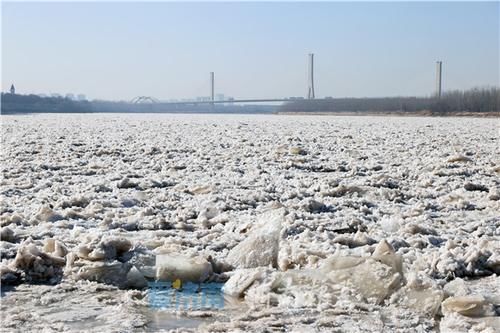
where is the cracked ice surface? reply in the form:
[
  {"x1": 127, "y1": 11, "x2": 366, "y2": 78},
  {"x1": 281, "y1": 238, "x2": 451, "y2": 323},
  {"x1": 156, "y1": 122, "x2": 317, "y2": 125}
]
[{"x1": 1, "y1": 114, "x2": 499, "y2": 332}]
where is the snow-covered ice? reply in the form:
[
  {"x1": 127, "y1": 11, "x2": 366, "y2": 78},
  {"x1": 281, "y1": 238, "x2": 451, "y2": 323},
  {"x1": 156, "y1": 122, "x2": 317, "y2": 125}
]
[{"x1": 1, "y1": 113, "x2": 499, "y2": 332}]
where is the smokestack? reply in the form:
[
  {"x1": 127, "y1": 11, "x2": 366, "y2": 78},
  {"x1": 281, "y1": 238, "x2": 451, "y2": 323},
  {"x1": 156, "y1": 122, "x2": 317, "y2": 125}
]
[
  {"x1": 436, "y1": 61, "x2": 442, "y2": 98},
  {"x1": 307, "y1": 53, "x2": 315, "y2": 99},
  {"x1": 210, "y1": 72, "x2": 215, "y2": 102}
]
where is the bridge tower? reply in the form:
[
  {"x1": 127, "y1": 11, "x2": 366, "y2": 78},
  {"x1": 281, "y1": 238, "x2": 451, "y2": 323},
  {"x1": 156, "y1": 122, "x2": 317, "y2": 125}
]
[
  {"x1": 307, "y1": 53, "x2": 315, "y2": 99},
  {"x1": 210, "y1": 72, "x2": 215, "y2": 102},
  {"x1": 435, "y1": 61, "x2": 442, "y2": 98}
]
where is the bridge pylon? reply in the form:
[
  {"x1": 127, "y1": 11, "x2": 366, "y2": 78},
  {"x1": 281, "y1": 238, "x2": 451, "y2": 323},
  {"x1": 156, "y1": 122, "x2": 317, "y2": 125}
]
[{"x1": 307, "y1": 53, "x2": 315, "y2": 99}]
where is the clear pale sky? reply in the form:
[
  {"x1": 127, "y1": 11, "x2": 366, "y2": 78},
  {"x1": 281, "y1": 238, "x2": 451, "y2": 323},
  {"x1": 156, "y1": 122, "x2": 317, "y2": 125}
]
[{"x1": 2, "y1": 1, "x2": 499, "y2": 101}]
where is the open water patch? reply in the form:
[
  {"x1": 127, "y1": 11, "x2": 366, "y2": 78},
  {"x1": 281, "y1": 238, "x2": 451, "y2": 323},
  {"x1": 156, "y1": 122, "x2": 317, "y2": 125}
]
[{"x1": 148, "y1": 281, "x2": 225, "y2": 311}]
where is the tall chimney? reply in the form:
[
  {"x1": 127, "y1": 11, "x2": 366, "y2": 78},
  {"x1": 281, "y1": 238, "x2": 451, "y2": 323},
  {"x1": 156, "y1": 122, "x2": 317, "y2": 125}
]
[
  {"x1": 436, "y1": 61, "x2": 442, "y2": 98},
  {"x1": 210, "y1": 72, "x2": 215, "y2": 102},
  {"x1": 307, "y1": 53, "x2": 315, "y2": 99}
]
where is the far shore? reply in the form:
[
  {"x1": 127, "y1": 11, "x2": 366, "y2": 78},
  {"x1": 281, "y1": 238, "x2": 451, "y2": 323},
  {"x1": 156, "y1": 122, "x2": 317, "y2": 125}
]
[{"x1": 275, "y1": 111, "x2": 500, "y2": 118}]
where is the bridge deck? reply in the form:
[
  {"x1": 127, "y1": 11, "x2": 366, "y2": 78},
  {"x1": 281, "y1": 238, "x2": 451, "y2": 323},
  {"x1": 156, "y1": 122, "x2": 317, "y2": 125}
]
[{"x1": 145, "y1": 98, "x2": 323, "y2": 105}]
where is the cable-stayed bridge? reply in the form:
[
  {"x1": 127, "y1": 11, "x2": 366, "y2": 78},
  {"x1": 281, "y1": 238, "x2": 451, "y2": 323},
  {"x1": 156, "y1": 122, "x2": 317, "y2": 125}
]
[
  {"x1": 132, "y1": 98, "x2": 294, "y2": 105},
  {"x1": 132, "y1": 53, "x2": 317, "y2": 105}
]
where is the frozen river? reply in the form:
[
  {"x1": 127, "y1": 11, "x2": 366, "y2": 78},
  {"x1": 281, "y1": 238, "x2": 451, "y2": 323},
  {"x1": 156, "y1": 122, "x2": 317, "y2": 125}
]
[{"x1": 1, "y1": 114, "x2": 499, "y2": 332}]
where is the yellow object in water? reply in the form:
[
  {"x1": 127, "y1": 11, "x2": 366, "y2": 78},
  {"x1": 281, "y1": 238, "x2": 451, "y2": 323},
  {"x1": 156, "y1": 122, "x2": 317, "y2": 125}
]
[{"x1": 172, "y1": 279, "x2": 182, "y2": 290}]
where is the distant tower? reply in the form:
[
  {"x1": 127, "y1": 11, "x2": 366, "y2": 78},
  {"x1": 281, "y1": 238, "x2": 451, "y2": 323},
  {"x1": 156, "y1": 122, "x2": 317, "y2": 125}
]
[
  {"x1": 435, "y1": 61, "x2": 442, "y2": 98},
  {"x1": 307, "y1": 53, "x2": 315, "y2": 99},
  {"x1": 10, "y1": 84, "x2": 15, "y2": 94},
  {"x1": 210, "y1": 72, "x2": 214, "y2": 102}
]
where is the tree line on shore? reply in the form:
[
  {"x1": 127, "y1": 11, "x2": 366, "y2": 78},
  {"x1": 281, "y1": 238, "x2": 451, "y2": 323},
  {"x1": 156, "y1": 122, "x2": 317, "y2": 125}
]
[
  {"x1": 1, "y1": 93, "x2": 92, "y2": 114},
  {"x1": 0, "y1": 94, "x2": 275, "y2": 114},
  {"x1": 2, "y1": 87, "x2": 498, "y2": 114},
  {"x1": 279, "y1": 87, "x2": 499, "y2": 114}
]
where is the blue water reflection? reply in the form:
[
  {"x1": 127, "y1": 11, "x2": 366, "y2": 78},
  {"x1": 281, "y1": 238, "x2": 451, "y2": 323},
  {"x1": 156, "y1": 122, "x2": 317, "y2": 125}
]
[{"x1": 148, "y1": 281, "x2": 225, "y2": 310}]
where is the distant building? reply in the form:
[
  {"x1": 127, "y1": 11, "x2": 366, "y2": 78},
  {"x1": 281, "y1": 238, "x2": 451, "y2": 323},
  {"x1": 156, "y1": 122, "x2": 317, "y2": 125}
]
[
  {"x1": 216, "y1": 94, "x2": 225, "y2": 101},
  {"x1": 10, "y1": 84, "x2": 15, "y2": 94},
  {"x1": 76, "y1": 94, "x2": 87, "y2": 101},
  {"x1": 65, "y1": 93, "x2": 75, "y2": 100}
]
